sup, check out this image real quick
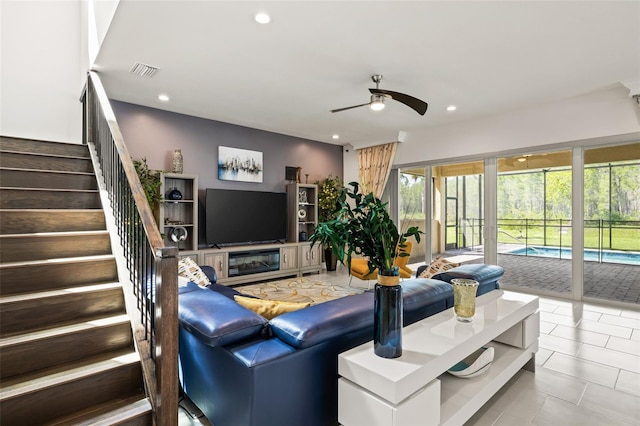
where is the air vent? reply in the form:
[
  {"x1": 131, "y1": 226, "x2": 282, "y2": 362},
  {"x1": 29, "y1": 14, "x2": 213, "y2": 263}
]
[{"x1": 129, "y1": 62, "x2": 159, "y2": 77}]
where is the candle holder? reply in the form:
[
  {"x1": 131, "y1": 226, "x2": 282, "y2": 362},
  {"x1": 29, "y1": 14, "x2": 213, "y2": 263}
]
[{"x1": 451, "y1": 278, "x2": 479, "y2": 322}]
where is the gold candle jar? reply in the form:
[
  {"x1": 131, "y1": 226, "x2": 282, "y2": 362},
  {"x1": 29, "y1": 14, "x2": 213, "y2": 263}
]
[{"x1": 451, "y1": 279, "x2": 479, "y2": 322}]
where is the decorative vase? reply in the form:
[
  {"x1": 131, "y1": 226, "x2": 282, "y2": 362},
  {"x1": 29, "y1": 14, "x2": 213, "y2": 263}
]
[
  {"x1": 451, "y1": 278, "x2": 479, "y2": 322},
  {"x1": 167, "y1": 187, "x2": 183, "y2": 201},
  {"x1": 324, "y1": 248, "x2": 338, "y2": 271},
  {"x1": 172, "y1": 149, "x2": 183, "y2": 173},
  {"x1": 374, "y1": 266, "x2": 402, "y2": 358}
]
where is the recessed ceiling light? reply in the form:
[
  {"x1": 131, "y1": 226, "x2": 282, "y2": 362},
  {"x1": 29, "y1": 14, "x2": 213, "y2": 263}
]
[
  {"x1": 446, "y1": 105, "x2": 457, "y2": 111},
  {"x1": 158, "y1": 94, "x2": 170, "y2": 102},
  {"x1": 332, "y1": 134, "x2": 340, "y2": 140},
  {"x1": 255, "y1": 12, "x2": 271, "y2": 24}
]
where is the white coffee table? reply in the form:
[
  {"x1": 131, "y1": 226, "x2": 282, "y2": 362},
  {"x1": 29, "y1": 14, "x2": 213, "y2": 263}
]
[{"x1": 338, "y1": 290, "x2": 539, "y2": 426}]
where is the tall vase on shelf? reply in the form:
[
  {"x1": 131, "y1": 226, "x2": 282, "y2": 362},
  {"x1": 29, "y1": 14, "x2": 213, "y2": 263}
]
[
  {"x1": 172, "y1": 149, "x2": 183, "y2": 174},
  {"x1": 374, "y1": 267, "x2": 403, "y2": 358}
]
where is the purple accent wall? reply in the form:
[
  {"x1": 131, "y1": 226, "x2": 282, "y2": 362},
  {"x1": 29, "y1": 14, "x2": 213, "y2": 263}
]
[
  {"x1": 111, "y1": 101, "x2": 343, "y2": 248},
  {"x1": 111, "y1": 100, "x2": 343, "y2": 192}
]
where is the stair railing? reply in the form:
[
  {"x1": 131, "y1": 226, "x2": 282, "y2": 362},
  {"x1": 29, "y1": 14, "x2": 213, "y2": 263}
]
[{"x1": 82, "y1": 71, "x2": 178, "y2": 425}]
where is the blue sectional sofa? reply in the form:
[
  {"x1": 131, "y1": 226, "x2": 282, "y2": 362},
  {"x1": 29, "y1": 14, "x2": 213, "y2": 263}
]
[{"x1": 177, "y1": 263, "x2": 504, "y2": 426}]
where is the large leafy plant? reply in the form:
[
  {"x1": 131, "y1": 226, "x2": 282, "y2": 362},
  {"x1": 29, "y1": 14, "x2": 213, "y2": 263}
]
[
  {"x1": 310, "y1": 182, "x2": 423, "y2": 275},
  {"x1": 133, "y1": 157, "x2": 162, "y2": 208},
  {"x1": 317, "y1": 174, "x2": 343, "y2": 223}
]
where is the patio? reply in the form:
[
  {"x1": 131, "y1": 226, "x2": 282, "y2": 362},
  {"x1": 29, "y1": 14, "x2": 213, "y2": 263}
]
[{"x1": 428, "y1": 248, "x2": 640, "y2": 305}]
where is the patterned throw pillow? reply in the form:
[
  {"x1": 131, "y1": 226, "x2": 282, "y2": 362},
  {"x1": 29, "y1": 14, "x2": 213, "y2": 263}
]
[
  {"x1": 418, "y1": 256, "x2": 461, "y2": 279},
  {"x1": 178, "y1": 257, "x2": 211, "y2": 287}
]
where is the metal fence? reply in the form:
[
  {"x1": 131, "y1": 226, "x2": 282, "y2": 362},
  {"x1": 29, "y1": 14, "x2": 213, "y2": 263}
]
[{"x1": 447, "y1": 217, "x2": 640, "y2": 261}]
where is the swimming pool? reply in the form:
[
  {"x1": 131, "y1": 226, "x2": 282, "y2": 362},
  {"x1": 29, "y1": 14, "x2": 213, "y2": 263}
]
[{"x1": 507, "y1": 246, "x2": 640, "y2": 265}]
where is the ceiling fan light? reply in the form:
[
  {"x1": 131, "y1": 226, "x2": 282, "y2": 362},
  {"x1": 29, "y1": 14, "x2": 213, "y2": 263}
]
[{"x1": 370, "y1": 95, "x2": 385, "y2": 111}]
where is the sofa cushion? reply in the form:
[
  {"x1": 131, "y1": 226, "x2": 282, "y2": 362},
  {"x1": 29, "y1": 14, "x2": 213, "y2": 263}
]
[
  {"x1": 434, "y1": 264, "x2": 504, "y2": 296},
  {"x1": 270, "y1": 292, "x2": 375, "y2": 349},
  {"x1": 208, "y1": 282, "x2": 243, "y2": 300},
  {"x1": 234, "y1": 296, "x2": 311, "y2": 320},
  {"x1": 434, "y1": 264, "x2": 504, "y2": 285},
  {"x1": 401, "y1": 278, "x2": 453, "y2": 313},
  {"x1": 230, "y1": 337, "x2": 297, "y2": 368},
  {"x1": 179, "y1": 288, "x2": 267, "y2": 348},
  {"x1": 199, "y1": 265, "x2": 218, "y2": 284}
]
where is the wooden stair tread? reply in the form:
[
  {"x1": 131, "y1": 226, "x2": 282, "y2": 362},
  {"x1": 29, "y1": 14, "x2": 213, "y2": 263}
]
[
  {"x1": 0, "y1": 282, "x2": 122, "y2": 305},
  {"x1": 0, "y1": 208, "x2": 105, "y2": 214},
  {"x1": 0, "y1": 314, "x2": 130, "y2": 348},
  {"x1": 0, "y1": 186, "x2": 99, "y2": 194},
  {"x1": 0, "y1": 137, "x2": 90, "y2": 157},
  {"x1": 48, "y1": 396, "x2": 152, "y2": 426},
  {"x1": 0, "y1": 254, "x2": 116, "y2": 268},
  {"x1": 0, "y1": 166, "x2": 95, "y2": 177},
  {"x1": 0, "y1": 230, "x2": 109, "y2": 239},
  {"x1": 0, "y1": 149, "x2": 90, "y2": 161},
  {"x1": 0, "y1": 349, "x2": 140, "y2": 400}
]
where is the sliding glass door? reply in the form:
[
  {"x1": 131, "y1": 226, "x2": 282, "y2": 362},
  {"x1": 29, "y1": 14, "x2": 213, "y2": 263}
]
[
  {"x1": 495, "y1": 150, "x2": 573, "y2": 295},
  {"x1": 394, "y1": 141, "x2": 639, "y2": 304},
  {"x1": 431, "y1": 161, "x2": 485, "y2": 263},
  {"x1": 398, "y1": 168, "x2": 426, "y2": 266},
  {"x1": 583, "y1": 143, "x2": 640, "y2": 304}
]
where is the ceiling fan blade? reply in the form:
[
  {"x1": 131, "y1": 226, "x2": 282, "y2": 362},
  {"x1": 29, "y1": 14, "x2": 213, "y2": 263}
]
[
  {"x1": 330, "y1": 102, "x2": 371, "y2": 113},
  {"x1": 369, "y1": 88, "x2": 428, "y2": 116}
]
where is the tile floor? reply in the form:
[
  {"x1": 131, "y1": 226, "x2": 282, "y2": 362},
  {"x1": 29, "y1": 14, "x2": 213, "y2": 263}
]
[{"x1": 178, "y1": 268, "x2": 640, "y2": 426}]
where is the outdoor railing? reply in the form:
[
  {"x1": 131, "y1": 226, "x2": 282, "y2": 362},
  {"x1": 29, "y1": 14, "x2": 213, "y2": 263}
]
[
  {"x1": 82, "y1": 71, "x2": 178, "y2": 425},
  {"x1": 447, "y1": 217, "x2": 640, "y2": 262}
]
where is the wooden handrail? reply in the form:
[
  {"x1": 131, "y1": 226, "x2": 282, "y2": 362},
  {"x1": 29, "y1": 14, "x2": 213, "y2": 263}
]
[
  {"x1": 88, "y1": 72, "x2": 164, "y2": 250},
  {"x1": 84, "y1": 71, "x2": 178, "y2": 426}
]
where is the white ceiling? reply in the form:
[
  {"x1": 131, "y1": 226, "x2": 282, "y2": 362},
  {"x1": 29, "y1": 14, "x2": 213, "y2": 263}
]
[{"x1": 94, "y1": 1, "x2": 640, "y2": 148}]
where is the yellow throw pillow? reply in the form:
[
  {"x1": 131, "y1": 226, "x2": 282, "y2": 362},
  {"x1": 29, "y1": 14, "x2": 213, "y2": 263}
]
[
  {"x1": 234, "y1": 295, "x2": 311, "y2": 320},
  {"x1": 178, "y1": 257, "x2": 211, "y2": 287},
  {"x1": 418, "y1": 256, "x2": 460, "y2": 279}
]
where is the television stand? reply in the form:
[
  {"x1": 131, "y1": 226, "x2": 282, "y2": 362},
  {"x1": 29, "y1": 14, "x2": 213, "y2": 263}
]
[{"x1": 199, "y1": 242, "x2": 322, "y2": 286}]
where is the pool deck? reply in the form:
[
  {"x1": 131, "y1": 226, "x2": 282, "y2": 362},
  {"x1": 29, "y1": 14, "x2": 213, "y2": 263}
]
[{"x1": 428, "y1": 247, "x2": 640, "y2": 305}]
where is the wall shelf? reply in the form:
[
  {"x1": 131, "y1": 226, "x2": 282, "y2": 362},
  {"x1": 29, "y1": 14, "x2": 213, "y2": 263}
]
[
  {"x1": 287, "y1": 183, "x2": 322, "y2": 274},
  {"x1": 157, "y1": 172, "x2": 198, "y2": 251}
]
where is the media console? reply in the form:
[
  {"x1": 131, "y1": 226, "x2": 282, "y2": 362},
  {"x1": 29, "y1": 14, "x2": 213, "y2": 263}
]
[{"x1": 191, "y1": 242, "x2": 322, "y2": 286}]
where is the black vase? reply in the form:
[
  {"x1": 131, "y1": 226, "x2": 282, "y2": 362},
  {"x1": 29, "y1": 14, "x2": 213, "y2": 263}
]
[
  {"x1": 167, "y1": 187, "x2": 183, "y2": 201},
  {"x1": 324, "y1": 248, "x2": 338, "y2": 271},
  {"x1": 374, "y1": 267, "x2": 403, "y2": 358}
]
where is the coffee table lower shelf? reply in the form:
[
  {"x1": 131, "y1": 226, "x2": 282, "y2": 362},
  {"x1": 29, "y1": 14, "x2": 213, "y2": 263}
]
[
  {"x1": 339, "y1": 340, "x2": 537, "y2": 426},
  {"x1": 439, "y1": 340, "x2": 537, "y2": 425},
  {"x1": 338, "y1": 291, "x2": 540, "y2": 426}
]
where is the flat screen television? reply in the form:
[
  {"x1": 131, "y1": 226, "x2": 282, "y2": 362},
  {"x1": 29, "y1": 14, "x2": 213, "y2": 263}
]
[{"x1": 205, "y1": 188, "x2": 288, "y2": 246}]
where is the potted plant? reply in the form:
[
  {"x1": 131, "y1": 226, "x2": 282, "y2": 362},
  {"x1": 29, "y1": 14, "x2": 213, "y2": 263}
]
[
  {"x1": 133, "y1": 157, "x2": 162, "y2": 209},
  {"x1": 309, "y1": 182, "x2": 423, "y2": 358},
  {"x1": 316, "y1": 174, "x2": 344, "y2": 271}
]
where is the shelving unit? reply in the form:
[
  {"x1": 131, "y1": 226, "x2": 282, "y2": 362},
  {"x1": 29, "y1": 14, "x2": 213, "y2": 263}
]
[
  {"x1": 157, "y1": 172, "x2": 198, "y2": 251},
  {"x1": 287, "y1": 183, "x2": 322, "y2": 274},
  {"x1": 287, "y1": 183, "x2": 318, "y2": 243}
]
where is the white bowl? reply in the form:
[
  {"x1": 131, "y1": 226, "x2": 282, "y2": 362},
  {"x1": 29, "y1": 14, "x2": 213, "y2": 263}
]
[{"x1": 447, "y1": 346, "x2": 494, "y2": 378}]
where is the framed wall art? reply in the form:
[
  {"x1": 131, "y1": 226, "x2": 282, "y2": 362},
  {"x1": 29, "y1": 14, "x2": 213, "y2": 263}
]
[{"x1": 218, "y1": 146, "x2": 263, "y2": 183}]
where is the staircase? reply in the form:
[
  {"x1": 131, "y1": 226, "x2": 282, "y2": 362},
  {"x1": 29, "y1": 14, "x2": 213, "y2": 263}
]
[{"x1": 0, "y1": 137, "x2": 152, "y2": 424}]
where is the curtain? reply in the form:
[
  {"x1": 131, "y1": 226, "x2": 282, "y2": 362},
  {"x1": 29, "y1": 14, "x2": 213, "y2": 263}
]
[{"x1": 357, "y1": 142, "x2": 398, "y2": 198}]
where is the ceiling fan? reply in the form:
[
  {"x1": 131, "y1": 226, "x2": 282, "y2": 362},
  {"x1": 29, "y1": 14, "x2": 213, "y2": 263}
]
[{"x1": 330, "y1": 75, "x2": 428, "y2": 116}]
